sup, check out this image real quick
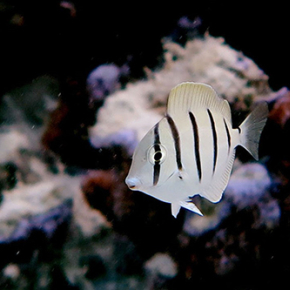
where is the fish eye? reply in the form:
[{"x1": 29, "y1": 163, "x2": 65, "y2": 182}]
[
  {"x1": 154, "y1": 151, "x2": 162, "y2": 162},
  {"x1": 148, "y1": 144, "x2": 167, "y2": 165}
]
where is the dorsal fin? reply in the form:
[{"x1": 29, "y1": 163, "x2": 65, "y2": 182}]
[{"x1": 167, "y1": 82, "x2": 232, "y2": 123}]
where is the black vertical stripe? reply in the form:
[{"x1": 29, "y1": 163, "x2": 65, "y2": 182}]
[
  {"x1": 154, "y1": 123, "x2": 160, "y2": 144},
  {"x1": 188, "y1": 112, "x2": 202, "y2": 181},
  {"x1": 207, "y1": 109, "x2": 218, "y2": 173},
  {"x1": 153, "y1": 162, "x2": 160, "y2": 186},
  {"x1": 153, "y1": 124, "x2": 161, "y2": 186},
  {"x1": 166, "y1": 115, "x2": 183, "y2": 170},
  {"x1": 223, "y1": 118, "x2": 231, "y2": 154}
]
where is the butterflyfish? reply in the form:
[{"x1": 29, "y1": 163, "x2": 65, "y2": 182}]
[{"x1": 125, "y1": 82, "x2": 268, "y2": 218}]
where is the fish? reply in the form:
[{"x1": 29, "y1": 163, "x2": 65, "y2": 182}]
[{"x1": 125, "y1": 82, "x2": 268, "y2": 218}]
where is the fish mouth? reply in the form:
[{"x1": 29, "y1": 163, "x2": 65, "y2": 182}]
[
  {"x1": 125, "y1": 177, "x2": 141, "y2": 190},
  {"x1": 128, "y1": 184, "x2": 136, "y2": 189}
]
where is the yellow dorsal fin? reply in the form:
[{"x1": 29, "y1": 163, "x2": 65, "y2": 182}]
[{"x1": 167, "y1": 82, "x2": 232, "y2": 123}]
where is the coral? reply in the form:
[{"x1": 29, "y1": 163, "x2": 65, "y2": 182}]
[
  {"x1": 225, "y1": 163, "x2": 271, "y2": 208},
  {"x1": 0, "y1": 129, "x2": 30, "y2": 164},
  {"x1": 1, "y1": 32, "x2": 289, "y2": 290},
  {"x1": 268, "y1": 90, "x2": 290, "y2": 127},
  {"x1": 260, "y1": 88, "x2": 290, "y2": 181},
  {"x1": 0, "y1": 76, "x2": 59, "y2": 126},
  {"x1": 41, "y1": 63, "x2": 129, "y2": 168},
  {"x1": 183, "y1": 163, "x2": 280, "y2": 237},
  {"x1": 73, "y1": 180, "x2": 111, "y2": 237},
  {"x1": 0, "y1": 172, "x2": 79, "y2": 242},
  {"x1": 84, "y1": 35, "x2": 288, "y2": 289},
  {"x1": 144, "y1": 252, "x2": 177, "y2": 278},
  {"x1": 41, "y1": 76, "x2": 99, "y2": 168},
  {"x1": 90, "y1": 35, "x2": 271, "y2": 147},
  {"x1": 86, "y1": 64, "x2": 129, "y2": 101},
  {"x1": 144, "y1": 253, "x2": 177, "y2": 289}
]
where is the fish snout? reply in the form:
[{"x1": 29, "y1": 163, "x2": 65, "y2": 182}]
[{"x1": 125, "y1": 177, "x2": 141, "y2": 190}]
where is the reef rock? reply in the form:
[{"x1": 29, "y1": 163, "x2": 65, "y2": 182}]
[
  {"x1": 144, "y1": 253, "x2": 177, "y2": 279},
  {"x1": 86, "y1": 63, "x2": 129, "y2": 101},
  {"x1": 183, "y1": 162, "x2": 280, "y2": 237},
  {"x1": 90, "y1": 35, "x2": 271, "y2": 146},
  {"x1": 225, "y1": 163, "x2": 272, "y2": 208},
  {"x1": 0, "y1": 76, "x2": 59, "y2": 126},
  {"x1": 0, "y1": 129, "x2": 30, "y2": 164},
  {"x1": 1, "y1": 31, "x2": 287, "y2": 290},
  {"x1": 0, "y1": 172, "x2": 80, "y2": 242},
  {"x1": 73, "y1": 177, "x2": 111, "y2": 237}
]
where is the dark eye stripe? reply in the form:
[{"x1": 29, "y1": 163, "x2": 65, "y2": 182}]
[
  {"x1": 153, "y1": 123, "x2": 161, "y2": 186},
  {"x1": 188, "y1": 112, "x2": 202, "y2": 181},
  {"x1": 223, "y1": 118, "x2": 231, "y2": 154},
  {"x1": 166, "y1": 114, "x2": 183, "y2": 170},
  {"x1": 207, "y1": 109, "x2": 218, "y2": 173}
]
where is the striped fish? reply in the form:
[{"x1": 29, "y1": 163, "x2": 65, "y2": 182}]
[{"x1": 125, "y1": 82, "x2": 268, "y2": 218}]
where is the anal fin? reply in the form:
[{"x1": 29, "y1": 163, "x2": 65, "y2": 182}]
[
  {"x1": 180, "y1": 201, "x2": 203, "y2": 216},
  {"x1": 171, "y1": 201, "x2": 204, "y2": 217},
  {"x1": 171, "y1": 202, "x2": 181, "y2": 218}
]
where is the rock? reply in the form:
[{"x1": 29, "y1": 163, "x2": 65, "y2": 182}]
[
  {"x1": 258, "y1": 197, "x2": 281, "y2": 229},
  {"x1": 214, "y1": 253, "x2": 239, "y2": 276},
  {"x1": 41, "y1": 75, "x2": 109, "y2": 168},
  {"x1": 144, "y1": 253, "x2": 177, "y2": 279},
  {"x1": 86, "y1": 64, "x2": 128, "y2": 101},
  {"x1": 73, "y1": 179, "x2": 111, "y2": 238},
  {"x1": 0, "y1": 76, "x2": 59, "y2": 126},
  {"x1": 7, "y1": 201, "x2": 72, "y2": 242},
  {"x1": 90, "y1": 35, "x2": 272, "y2": 147},
  {"x1": 225, "y1": 162, "x2": 280, "y2": 229},
  {"x1": 1, "y1": 28, "x2": 288, "y2": 290},
  {"x1": 2, "y1": 263, "x2": 20, "y2": 280},
  {"x1": 62, "y1": 223, "x2": 146, "y2": 289},
  {"x1": 80, "y1": 168, "x2": 185, "y2": 261},
  {"x1": 113, "y1": 234, "x2": 143, "y2": 275},
  {"x1": 0, "y1": 173, "x2": 80, "y2": 242},
  {"x1": 225, "y1": 163, "x2": 272, "y2": 208},
  {"x1": 0, "y1": 129, "x2": 30, "y2": 164},
  {"x1": 183, "y1": 201, "x2": 226, "y2": 237},
  {"x1": 89, "y1": 129, "x2": 138, "y2": 157},
  {"x1": 144, "y1": 253, "x2": 177, "y2": 290},
  {"x1": 0, "y1": 162, "x2": 18, "y2": 191},
  {"x1": 89, "y1": 80, "x2": 161, "y2": 143},
  {"x1": 262, "y1": 89, "x2": 290, "y2": 180},
  {"x1": 60, "y1": 1, "x2": 76, "y2": 17},
  {"x1": 184, "y1": 163, "x2": 280, "y2": 237},
  {"x1": 175, "y1": 161, "x2": 282, "y2": 289},
  {"x1": 79, "y1": 255, "x2": 107, "y2": 280},
  {"x1": 168, "y1": 16, "x2": 202, "y2": 44},
  {"x1": 268, "y1": 90, "x2": 290, "y2": 127}
]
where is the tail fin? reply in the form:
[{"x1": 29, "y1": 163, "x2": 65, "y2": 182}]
[{"x1": 239, "y1": 102, "x2": 268, "y2": 160}]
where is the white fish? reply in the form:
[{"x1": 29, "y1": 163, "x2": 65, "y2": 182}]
[{"x1": 125, "y1": 82, "x2": 268, "y2": 218}]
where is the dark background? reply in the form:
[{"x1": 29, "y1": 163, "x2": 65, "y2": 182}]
[{"x1": 1, "y1": 1, "x2": 289, "y2": 96}]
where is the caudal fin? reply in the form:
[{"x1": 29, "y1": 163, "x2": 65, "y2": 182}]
[{"x1": 239, "y1": 102, "x2": 269, "y2": 160}]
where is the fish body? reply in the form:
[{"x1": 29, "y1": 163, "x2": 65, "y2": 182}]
[{"x1": 125, "y1": 82, "x2": 268, "y2": 218}]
